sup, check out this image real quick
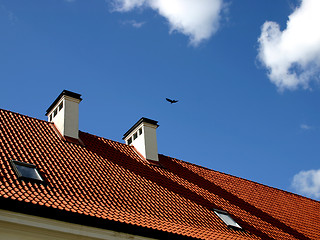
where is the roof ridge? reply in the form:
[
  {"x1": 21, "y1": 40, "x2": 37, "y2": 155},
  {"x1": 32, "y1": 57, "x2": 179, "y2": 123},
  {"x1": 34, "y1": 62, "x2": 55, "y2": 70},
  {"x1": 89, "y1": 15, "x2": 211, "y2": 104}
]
[
  {"x1": 0, "y1": 109, "x2": 132, "y2": 155},
  {"x1": 0, "y1": 109, "x2": 128, "y2": 149},
  {"x1": 159, "y1": 153, "x2": 320, "y2": 204},
  {"x1": 0, "y1": 108, "x2": 49, "y2": 124},
  {"x1": 79, "y1": 130, "x2": 128, "y2": 147}
]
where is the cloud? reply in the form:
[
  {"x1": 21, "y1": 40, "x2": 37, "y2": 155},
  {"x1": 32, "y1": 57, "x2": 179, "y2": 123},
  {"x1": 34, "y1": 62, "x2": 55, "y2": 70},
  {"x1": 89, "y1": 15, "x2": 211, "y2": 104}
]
[
  {"x1": 0, "y1": 5, "x2": 18, "y2": 24},
  {"x1": 122, "y1": 20, "x2": 146, "y2": 28},
  {"x1": 292, "y1": 169, "x2": 320, "y2": 199},
  {"x1": 300, "y1": 124, "x2": 313, "y2": 130},
  {"x1": 111, "y1": 0, "x2": 224, "y2": 46},
  {"x1": 257, "y1": 0, "x2": 320, "y2": 91},
  {"x1": 111, "y1": 0, "x2": 146, "y2": 11}
]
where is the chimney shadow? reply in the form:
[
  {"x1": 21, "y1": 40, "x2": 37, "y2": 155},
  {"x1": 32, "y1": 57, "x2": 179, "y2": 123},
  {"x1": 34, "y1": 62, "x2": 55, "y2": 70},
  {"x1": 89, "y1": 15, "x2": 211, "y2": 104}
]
[{"x1": 80, "y1": 131, "x2": 309, "y2": 240}]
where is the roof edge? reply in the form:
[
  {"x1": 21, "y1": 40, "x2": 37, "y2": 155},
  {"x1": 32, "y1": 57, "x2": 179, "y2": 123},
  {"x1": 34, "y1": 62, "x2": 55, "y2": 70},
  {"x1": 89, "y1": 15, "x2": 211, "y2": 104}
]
[{"x1": 0, "y1": 197, "x2": 195, "y2": 240}]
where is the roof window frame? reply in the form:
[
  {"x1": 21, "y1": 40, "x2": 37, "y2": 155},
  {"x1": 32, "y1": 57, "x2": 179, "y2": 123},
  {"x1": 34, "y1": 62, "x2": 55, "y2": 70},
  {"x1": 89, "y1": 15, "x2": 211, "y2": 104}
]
[
  {"x1": 10, "y1": 160, "x2": 44, "y2": 183},
  {"x1": 213, "y1": 209, "x2": 242, "y2": 230}
]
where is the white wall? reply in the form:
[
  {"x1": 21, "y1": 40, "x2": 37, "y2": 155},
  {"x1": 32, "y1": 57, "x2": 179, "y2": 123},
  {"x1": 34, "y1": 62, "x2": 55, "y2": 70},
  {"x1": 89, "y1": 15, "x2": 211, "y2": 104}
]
[
  {"x1": 0, "y1": 209, "x2": 154, "y2": 240},
  {"x1": 143, "y1": 123, "x2": 159, "y2": 162},
  {"x1": 124, "y1": 121, "x2": 159, "y2": 161},
  {"x1": 47, "y1": 95, "x2": 81, "y2": 139}
]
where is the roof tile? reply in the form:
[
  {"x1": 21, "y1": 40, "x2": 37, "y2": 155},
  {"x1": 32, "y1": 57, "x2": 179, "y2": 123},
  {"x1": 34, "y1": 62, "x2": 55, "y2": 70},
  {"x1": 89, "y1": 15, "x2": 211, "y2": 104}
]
[{"x1": 0, "y1": 108, "x2": 319, "y2": 239}]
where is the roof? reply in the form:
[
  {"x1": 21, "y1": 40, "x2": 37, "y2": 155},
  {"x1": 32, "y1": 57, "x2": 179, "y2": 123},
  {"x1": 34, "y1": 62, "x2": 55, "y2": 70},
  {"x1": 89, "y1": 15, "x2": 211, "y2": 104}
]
[{"x1": 0, "y1": 108, "x2": 320, "y2": 239}]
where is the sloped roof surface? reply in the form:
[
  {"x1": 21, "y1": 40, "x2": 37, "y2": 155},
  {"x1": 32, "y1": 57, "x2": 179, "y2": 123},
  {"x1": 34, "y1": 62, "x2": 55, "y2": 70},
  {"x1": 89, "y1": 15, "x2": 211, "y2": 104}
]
[{"x1": 0, "y1": 108, "x2": 320, "y2": 239}]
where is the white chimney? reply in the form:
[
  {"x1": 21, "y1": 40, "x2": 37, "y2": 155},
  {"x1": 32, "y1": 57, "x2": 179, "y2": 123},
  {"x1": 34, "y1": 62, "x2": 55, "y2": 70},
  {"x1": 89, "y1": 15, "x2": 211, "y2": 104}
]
[
  {"x1": 123, "y1": 118, "x2": 159, "y2": 162},
  {"x1": 46, "y1": 90, "x2": 82, "y2": 140}
]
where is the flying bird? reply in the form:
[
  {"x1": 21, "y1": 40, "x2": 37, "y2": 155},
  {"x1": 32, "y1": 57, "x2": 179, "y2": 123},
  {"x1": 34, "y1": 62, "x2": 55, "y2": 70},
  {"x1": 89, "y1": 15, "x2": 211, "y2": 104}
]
[{"x1": 166, "y1": 98, "x2": 179, "y2": 104}]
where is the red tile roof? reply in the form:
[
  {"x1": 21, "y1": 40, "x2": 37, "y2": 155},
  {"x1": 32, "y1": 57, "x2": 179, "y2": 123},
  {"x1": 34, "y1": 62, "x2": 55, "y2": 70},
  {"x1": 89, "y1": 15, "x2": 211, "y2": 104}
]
[{"x1": 0, "y1": 108, "x2": 320, "y2": 239}]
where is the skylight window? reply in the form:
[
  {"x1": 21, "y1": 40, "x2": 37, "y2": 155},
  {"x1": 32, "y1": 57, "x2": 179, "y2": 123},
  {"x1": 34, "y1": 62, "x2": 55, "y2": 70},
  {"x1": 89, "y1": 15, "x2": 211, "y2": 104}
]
[
  {"x1": 214, "y1": 209, "x2": 242, "y2": 230},
  {"x1": 10, "y1": 160, "x2": 43, "y2": 182}
]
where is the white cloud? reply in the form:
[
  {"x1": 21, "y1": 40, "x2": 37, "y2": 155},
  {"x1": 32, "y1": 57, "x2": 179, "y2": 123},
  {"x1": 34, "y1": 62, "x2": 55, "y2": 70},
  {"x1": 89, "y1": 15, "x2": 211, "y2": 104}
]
[
  {"x1": 300, "y1": 124, "x2": 312, "y2": 130},
  {"x1": 111, "y1": 0, "x2": 146, "y2": 11},
  {"x1": 111, "y1": 0, "x2": 224, "y2": 46},
  {"x1": 258, "y1": 0, "x2": 320, "y2": 91},
  {"x1": 0, "y1": 5, "x2": 18, "y2": 24},
  {"x1": 122, "y1": 20, "x2": 146, "y2": 28},
  {"x1": 292, "y1": 169, "x2": 320, "y2": 199}
]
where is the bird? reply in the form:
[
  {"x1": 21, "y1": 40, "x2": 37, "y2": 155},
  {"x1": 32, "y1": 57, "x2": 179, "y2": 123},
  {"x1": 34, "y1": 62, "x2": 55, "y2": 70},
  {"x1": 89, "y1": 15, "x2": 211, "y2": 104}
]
[{"x1": 166, "y1": 98, "x2": 179, "y2": 104}]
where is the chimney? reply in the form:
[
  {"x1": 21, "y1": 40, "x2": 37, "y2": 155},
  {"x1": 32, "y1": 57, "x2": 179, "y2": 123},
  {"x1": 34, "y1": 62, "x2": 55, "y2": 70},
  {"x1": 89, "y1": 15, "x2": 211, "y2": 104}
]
[
  {"x1": 123, "y1": 118, "x2": 159, "y2": 161},
  {"x1": 46, "y1": 90, "x2": 82, "y2": 139}
]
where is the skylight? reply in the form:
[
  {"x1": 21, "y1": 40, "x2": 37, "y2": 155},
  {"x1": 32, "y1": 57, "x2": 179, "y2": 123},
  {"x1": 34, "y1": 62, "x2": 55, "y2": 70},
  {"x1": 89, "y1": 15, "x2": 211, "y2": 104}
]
[
  {"x1": 10, "y1": 160, "x2": 43, "y2": 182},
  {"x1": 214, "y1": 209, "x2": 242, "y2": 230}
]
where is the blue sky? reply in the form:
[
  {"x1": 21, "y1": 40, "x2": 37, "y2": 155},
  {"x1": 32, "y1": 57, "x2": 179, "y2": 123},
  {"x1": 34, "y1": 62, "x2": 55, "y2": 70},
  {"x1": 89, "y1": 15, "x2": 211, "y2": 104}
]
[{"x1": 1, "y1": 0, "x2": 320, "y2": 200}]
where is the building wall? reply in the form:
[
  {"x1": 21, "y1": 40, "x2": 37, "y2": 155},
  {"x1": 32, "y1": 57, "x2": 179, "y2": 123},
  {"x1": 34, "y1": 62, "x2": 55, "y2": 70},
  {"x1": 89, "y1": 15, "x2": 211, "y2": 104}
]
[{"x1": 0, "y1": 209, "x2": 154, "y2": 240}]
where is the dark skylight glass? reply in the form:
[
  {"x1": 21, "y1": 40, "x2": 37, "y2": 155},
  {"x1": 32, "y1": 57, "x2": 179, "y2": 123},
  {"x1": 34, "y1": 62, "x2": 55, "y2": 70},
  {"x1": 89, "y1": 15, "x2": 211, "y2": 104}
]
[
  {"x1": 11, "y1": 160, "x2": 43, "y2": 182},
  {"x1": 214, "y1": 209, "x2": 242, "y2": 230}
]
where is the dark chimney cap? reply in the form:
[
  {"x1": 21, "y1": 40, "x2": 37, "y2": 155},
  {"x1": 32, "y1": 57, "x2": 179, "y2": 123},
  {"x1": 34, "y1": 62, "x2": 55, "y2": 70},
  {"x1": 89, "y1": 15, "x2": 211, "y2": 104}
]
[
  {"x1": 46, "y1": 90, "x2": 82, "y2": 115},
  {"x1": 123, "y1": 117, "x2": 159, "y2": 139}
]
